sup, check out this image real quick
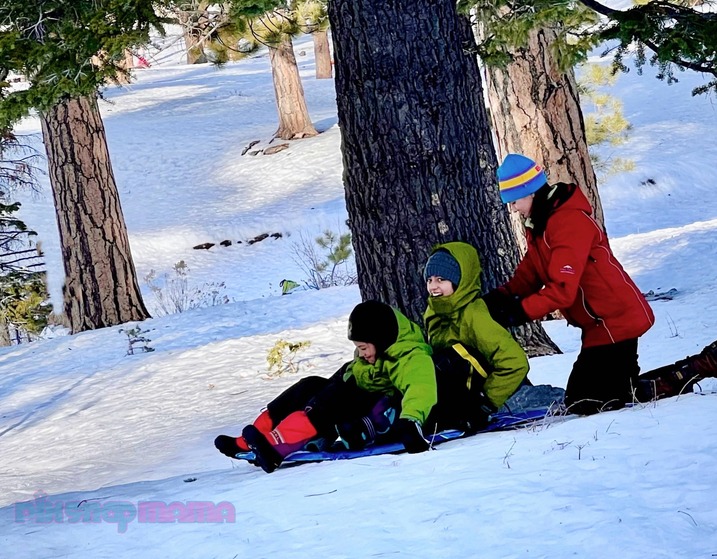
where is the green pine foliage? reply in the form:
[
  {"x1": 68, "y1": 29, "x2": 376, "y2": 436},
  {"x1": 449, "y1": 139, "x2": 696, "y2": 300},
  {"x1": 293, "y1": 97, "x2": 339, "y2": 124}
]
[
  {"x1": 0, "y1": 199, "x2": 50, "y2": 340},
  {"x1": 0, "y1": 131, "x2": 50, "y2": 342},
  {"x1": 594, "y1": 0, "x2": 717, "y2": 95},
  {"x1": 460, "y1": 0, "x2": 717, "y2": 95},
  {"x1": 208, "y1": 23, "x2": 258, "y2": 63},
  {"x1": 249, "y1": 10, "x2": 301, "y2": 45},
  {"x1": 266, "y1": 339, "x2": 311, "y2": 377},
  {"x1": 0, "y1": 0, "x2": 168, "y2": 129},
  {"x1": 229, "y1": 0, "x2": 284, "y2": 20},
  {"x1": 226, "y1": 0, "x2": 305, "y2": 47},
  {"x1": 291, "y1": 230, "x2": 357, "y2": 290},
  {"x1": 0, "y1": 271, "x2": 51, "y2": 337},
  {"x1": 295, "y1": 0, "x2": 330, "y2": 34},
  {"x1": 579, "y1": 64, "x2": 635, "y2": 179},
  {"x1": 459, "y1": 0, "x2": 601, "y2": 71}
]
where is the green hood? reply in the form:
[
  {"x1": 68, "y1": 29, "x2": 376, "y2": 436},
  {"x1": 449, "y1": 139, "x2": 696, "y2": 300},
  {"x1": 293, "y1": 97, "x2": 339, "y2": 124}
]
[
  {"x1": 422, "y1": 241, "x2": 529, "y2": 408},
  {"x1": 424, "y1": 241, "x2": 482, "y2": 323}
]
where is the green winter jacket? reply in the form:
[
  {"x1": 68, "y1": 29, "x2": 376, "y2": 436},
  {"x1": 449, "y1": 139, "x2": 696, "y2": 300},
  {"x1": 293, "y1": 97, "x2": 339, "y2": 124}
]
[
  {"x1": 423, "y1": 242, "x2": 529, "y2": 408},
  {"x1": 344, "y1": 308, "x2": 437, "y2": 425}
]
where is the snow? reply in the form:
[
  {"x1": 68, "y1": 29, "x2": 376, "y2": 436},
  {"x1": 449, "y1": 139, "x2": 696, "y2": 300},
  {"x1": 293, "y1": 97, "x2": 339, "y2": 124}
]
[{"x1": 2, "y1": 35, "x2": 717, "y2": 558}]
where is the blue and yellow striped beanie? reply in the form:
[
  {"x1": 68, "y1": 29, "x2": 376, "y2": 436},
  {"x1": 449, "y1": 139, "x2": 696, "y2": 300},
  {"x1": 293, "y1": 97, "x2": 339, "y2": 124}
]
[{"x1": 497, "y1": 153, "x2": 548, "y2": 203}]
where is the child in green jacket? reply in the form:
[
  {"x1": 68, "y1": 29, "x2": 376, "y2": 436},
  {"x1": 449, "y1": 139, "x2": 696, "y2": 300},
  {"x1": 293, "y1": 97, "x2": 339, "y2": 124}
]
[
  {"x1": 423, "y1": 242, "x2": 531, "y2": 432},
  {"x1": 215, "y1": 300, "x2": 438, "y2": 472}
]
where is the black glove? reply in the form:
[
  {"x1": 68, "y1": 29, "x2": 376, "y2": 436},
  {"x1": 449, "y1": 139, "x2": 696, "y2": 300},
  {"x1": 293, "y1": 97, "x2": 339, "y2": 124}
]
[
  {"x1": 464, "y1": 392, "x2": 498, "y2": 434},
  {"x1": 482, "y1": 289, "x2": 529, "y2": 328},
  {"x1": 396, "y1": 418, "x2": 430, "y2": 453},
  {"x1": 336, "y1": 397, "x2": 397, "y2": 450}
]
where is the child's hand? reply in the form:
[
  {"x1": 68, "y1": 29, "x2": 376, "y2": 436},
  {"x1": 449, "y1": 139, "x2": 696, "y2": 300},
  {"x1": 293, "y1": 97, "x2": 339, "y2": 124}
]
[{"x1": 396, "y1": 418, "x2": 430, "y2": 453}]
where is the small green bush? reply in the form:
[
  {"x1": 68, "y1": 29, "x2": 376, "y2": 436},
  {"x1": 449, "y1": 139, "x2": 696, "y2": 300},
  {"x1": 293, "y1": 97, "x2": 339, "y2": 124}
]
[
  {"x1": 266, "y1": 339, "x2": 311, "y2": 377},
  {"x1": 291, "y1": 230, "x2": 357, "y2": 290}
]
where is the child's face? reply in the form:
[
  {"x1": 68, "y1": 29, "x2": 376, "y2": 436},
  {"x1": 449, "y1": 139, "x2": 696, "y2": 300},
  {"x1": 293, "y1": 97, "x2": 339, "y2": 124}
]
[
  {"x1": 353, "y1": 341, "x2": 378, "y2": 364},
  {"x1": 509, "y1": 193, "x2": 534, "y2": 218},
  {"x1": 426, "y1": 276, "x2": 455, "y2": 297}
]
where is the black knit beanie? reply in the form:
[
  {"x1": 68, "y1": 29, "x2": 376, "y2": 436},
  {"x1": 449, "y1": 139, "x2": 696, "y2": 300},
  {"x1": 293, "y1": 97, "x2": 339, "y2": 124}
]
[{"x1": 347, "y1": 300, "x2": 399, "y2": 355}]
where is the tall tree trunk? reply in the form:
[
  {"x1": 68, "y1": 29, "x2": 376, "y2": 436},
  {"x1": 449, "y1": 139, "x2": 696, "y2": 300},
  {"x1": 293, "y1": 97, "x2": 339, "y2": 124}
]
[
  {"x1": 484, "y1": 26, "x2": 605, "y2": 230},
  {"x1": 313, "y1": 29, "x2": 333, "y2": 79},
  {"x1": 269, "y1": 37, "x2": 318, "y2": 140},
  {"x1": 40, "y1": 94, "x2": 150, "y2": 334},
  {"x1": 328, "y1": 0, "x2": 559, "y2": 356}
]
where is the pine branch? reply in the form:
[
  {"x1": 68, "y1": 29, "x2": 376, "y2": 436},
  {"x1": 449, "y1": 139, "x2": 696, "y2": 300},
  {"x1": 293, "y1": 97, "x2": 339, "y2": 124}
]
[
  {"x1": 576, "y1": 0, "x2": 615, "y2": 18},
  {"x1": 575, "y1": 0, "x2": 717, "y2": 86}
]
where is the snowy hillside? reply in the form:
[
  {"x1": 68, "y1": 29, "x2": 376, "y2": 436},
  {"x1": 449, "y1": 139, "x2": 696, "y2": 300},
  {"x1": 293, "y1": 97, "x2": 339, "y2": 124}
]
[{"x1": 1, "y1": 35, "x2": 717, "y2": 558}]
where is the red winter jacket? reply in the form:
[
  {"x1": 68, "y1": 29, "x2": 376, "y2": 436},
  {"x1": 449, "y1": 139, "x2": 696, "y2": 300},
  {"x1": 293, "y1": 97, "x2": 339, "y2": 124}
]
[{"x1": 503, "y1": 185, "x2": 654, "y2": 348}]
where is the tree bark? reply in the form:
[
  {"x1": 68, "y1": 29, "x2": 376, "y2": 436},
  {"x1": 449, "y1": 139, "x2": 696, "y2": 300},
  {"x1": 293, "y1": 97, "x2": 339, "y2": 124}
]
[
  {"x1": 313, "y1": 29, "x2": 333, "y2": 79},
  {"x1": 113, "y1": 49, "x2": 134, "y2": 85},
  {"x1": 269, "y1": 37, "x2": 318, "y2": 140},
  {"x1": 0, "y1": 320, "x2": 10, "y2": 347},
  {"x1": 40, "y1": 94, "x2": 150, "y2": 333},
  {"x1": 328, "y1": 0, "x2": 559, "y2": 356},
  {"x1": 484, "y1": 27, "x2": 605, "y2": 230},
  {"x1": 177, "y1": 10, "x2": 208, "y2": 65}
]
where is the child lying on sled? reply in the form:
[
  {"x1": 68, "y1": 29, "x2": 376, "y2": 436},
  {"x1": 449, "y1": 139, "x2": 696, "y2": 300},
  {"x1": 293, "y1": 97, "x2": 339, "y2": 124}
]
[{"x1": 214, "y1": 300, "x2": 438, "y2": 473}]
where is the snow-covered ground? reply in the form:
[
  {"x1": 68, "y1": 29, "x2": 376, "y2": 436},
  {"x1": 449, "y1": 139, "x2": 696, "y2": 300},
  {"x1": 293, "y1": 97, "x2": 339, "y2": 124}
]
[{"x1": 1, "y1": 34, "x2": 717, "y2": 558}]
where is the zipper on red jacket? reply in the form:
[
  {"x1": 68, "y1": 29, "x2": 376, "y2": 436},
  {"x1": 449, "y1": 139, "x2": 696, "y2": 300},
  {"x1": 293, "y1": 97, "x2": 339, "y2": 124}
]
[{"x1": 579, "y1": 287, "x2": 616, "y2": 343}]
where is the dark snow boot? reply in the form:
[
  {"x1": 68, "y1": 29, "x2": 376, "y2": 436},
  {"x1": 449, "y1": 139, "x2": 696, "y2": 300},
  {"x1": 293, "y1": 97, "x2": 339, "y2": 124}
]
[
  {"x1": 214, "y1": 435, "x2": 245, "y2": 458},
  {"x1": 637, "y1": 340, "x2": 717, "y2": 400},
  {"x1": 242, "y1": 411, "x2": 318, "y2": 473},
  {"x1": 214, "y1": 409, "x2": 274, "y2": 458},
  {"x1": 242, "y1": 426, "x2": 284, "y2": 473}
]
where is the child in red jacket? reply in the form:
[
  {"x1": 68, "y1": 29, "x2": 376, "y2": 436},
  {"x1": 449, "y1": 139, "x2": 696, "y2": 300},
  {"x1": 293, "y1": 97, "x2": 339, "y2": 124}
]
[{"x1": 484, "y1": 153, "x2": 655, "y2": 415}]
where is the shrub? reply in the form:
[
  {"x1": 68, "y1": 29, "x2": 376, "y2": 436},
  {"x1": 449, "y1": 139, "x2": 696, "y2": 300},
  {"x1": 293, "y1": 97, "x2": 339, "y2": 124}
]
[
  {"x1": 120, "y1": 325, "x2": 154, "y2": 355},
  {"x1": 291, "y1": 230, "x2": 357, "y2": 290},
  {"x1": 143, "y1": 260, "x2": 230, "y2": 316},
  {"x1": 266, "y1": 339, "x2": 311, "y2": 377}
]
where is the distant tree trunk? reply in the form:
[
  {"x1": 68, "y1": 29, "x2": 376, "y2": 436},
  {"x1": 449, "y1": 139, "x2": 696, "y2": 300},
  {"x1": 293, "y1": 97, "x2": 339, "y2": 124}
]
[
  {"x1": 313, "y1": 29, "x2": 333, "y2": 79},
  {"x1": 177, "y1": 11, "x2": 208, "y2": 65},
  {"x1": 328, "y1": 0, "x2": 559, "y2": 356},
  {"x1": 0, "y1": 320, "x2": 10, "y2": 347},
  {"x1": 113, "y1": 49, "x2": 135, "y2": 85},
  {"x1": 269, "y1": 37, "x2": 318, "y2": 140},
  {"x1": 40, "y1": 94, "x2": 150, "y2": 333},
  {"x1": 124, "y1": 49, "x2": 135, "y2": 69},
  {"x1": 484, "y1": 26, "x2": 605, "y2": 230}
]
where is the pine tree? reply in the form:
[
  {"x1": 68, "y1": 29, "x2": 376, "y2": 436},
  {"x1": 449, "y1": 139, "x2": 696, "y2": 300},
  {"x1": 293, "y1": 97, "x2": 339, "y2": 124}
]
[
  {"x1": 0, "y1": 132, "x2": 49, "y2": 344},
  {"x1": 465, "y1": 0, "x2": 717, "y2": 96},
  {"x1": 0, "y1": 1, "x2": 159, "y2": 333},
  {"x1": 296, "y1": 0, "x2": 332, "y2": 79},
  {"x1": 229, "y1": 0, "x2": 318, "y2": 139},
  {"x1": 582, "y1": 0, "x2": 717, "y2": 95},
  {"x1": 466, "y1": 1, "x2": 606, "y2": 233},
  {"x1": 328, "y1": 0, "x2": 559, "y2": 356}
]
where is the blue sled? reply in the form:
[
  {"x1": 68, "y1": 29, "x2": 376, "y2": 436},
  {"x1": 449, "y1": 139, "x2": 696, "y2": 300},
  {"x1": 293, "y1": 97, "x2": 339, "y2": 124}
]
[{"x1": 234, "y1": 408, "x2": 550, "y2": 464}]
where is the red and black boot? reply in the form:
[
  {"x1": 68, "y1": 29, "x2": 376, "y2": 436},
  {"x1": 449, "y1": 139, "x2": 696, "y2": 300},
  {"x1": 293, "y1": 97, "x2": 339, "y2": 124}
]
[
  {"x1": 637, "y1": 340, "x2": 717, "y2": 400},
  {"x1": 242, "y1": 411, "x2": 318, "y2": 473},
  {"x1": 214, "y1": 409, "x2": 273, "y2": 458}
]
